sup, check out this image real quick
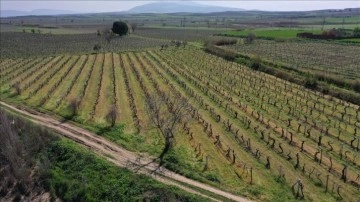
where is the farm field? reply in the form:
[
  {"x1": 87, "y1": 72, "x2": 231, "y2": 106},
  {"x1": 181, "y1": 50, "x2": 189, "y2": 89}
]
[
  {"x1": 1, "y1": 46, "x2": 360, "y2": 201},
  {"x1": 135, "y1": 27, "x2": 222, "y2": 41},
  {"x1": 0, "y1": 32, "x2": 169, "y2": 58},
  {"x1": 225, "y1": 40, "x2": 360, "y2": 81},
  {"x1": 221, "y1": 29, "x2": 324, "y2": 39},
  {"x1": 339, "y1": 38, "x2": 360, "y2": 43}
]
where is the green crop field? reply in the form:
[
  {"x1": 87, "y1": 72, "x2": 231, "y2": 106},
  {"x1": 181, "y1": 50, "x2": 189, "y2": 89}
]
[
  {"x1": 222, "y1": 29, "x2": 324, "y2": 39},
  {"x1": 1, "y1": 45, "x2": 360, "y2": 201},
  {"x1": 339, "y1": 38, "x2": 360, "y2": 43}
]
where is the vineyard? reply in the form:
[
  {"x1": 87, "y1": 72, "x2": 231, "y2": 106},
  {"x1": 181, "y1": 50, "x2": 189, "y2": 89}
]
[
  {"x1": 226, "y1": 40, "x2": 360, "y2": 81},
  {"x1": 1, "y1": 46, "x2": 360, "y2": 201},
  {"x1": 0, "y1": 32, "x2": 168, "y2": 58},
  {"x1": 135, "y1": 28, "x2": 221, "y2": 41}
]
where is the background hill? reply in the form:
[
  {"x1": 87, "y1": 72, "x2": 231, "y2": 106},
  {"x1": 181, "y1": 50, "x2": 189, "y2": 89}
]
[
  {"x1": 1, "y1": 9, "x2": 77, "y2": 17},
  {"x1": 128, "y1": 1, "x2": 245, "y2": 13}
]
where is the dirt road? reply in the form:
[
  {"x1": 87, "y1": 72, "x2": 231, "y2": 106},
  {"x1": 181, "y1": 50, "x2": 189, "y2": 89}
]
[{"x1": 0, "y1": 101, "x2": 251, "y2": 202}]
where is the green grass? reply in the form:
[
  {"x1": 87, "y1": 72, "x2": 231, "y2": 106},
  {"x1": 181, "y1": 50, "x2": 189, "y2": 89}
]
[
  {"x1": 143, "y1": 25, "x2": 230, "y2": 31},
  {"x1": 44, "y1": 138, "x2": 207, "y2": 201},
  {"x1": 223, "y1": 28, "x2": 323, "y2": 39},
  {"x1": 338, "y1": 38, "x2": 360, "y2": 43},
  {"x1": 101, "y1": 125, "x2": 163, "y2": 155},
  {"x1": 0, "y1": 105, "x2": 206, "y2": 201},
  {"x1": 301, "y1": 24, "x2": 360, "y2": 30},
  {"x1": 298, "y1": 16, "x2": 360, "y2": 24}
]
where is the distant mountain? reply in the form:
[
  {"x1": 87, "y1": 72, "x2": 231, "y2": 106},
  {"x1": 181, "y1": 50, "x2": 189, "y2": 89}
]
[
  {"x1": 1, "y1": 9, "x2": 77, "y2": 17},
  {"x1": 30, "y1": 9, "x2": 77, "y2": 16},
  {"x1": 1, "y1": 10, "x2": 29, "y2": 17},
  {"x1": 128, "y1": 1, "x2": 245, "y2": 13}
]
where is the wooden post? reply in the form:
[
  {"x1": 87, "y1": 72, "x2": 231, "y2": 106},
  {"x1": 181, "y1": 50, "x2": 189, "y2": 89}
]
[
  {"x1": 325, "y1": 175, "x2": 329, "y2": 193},
  {"x1": 250, "y1": 167, "x2": 253, "y2": 185}
]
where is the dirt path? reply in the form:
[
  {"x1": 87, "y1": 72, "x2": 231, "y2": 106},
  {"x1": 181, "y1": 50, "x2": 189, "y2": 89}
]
[{"x1": 0, "y1": 101, "x2": 251, "y2": 202}]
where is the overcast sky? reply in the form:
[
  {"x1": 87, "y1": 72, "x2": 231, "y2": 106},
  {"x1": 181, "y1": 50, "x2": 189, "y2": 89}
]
[{"x1": 1, "y1": 1, "x2": 359, "y2": 12}]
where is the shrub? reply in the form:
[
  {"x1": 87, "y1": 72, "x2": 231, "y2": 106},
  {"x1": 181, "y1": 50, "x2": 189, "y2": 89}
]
[
  {"x1": 353, "y1": 80, "x2": 360, "y2": 92},
  {"x1": 204, "y1": 44, "x2": 237, "y2": 61},
  {"x1": 250, "y1": 56, "x2": 262, "y2": 70},
  {"x1": 93, "y1": 44, "x2": 101, "y2": 51},
  {"x1": 304, "y1": 76, "x2": 318, "y2": 89},
  {"x1": 205, "y1": 173, "x2": 221, "y2": 183},
  {"x1": 214, "y1": 38, "x2": 237, "y2": 46},
  {"x1": 245, "y1": 33, "x2": 256, "y2": 43}
]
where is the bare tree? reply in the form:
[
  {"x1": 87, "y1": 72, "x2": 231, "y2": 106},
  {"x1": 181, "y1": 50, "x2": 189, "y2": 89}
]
[
  {"x1": 0, "y1": 110, "x2": 55, "y2": 198},
  {"x1": 130, "y1": 23, "x2": 137, "y2": 32},
  {"x1": 291, "y1": 178, "x2": 304, "y2": 199},
  {"x1": 93, "y1": 44, "x2": 101, "y2": 52},
  {"x1": 106, "y1": 104, "x2": 117, "y2": 127},
  {"x1": 12, "y1": 83, "x2": 21, "y2": 95},
  {"x1": 0, "y1": 112, "x2": 28, "y2": 183},
  {"x1": 103, "y1": 29, "x2": 115, "y2": 43},
  {"x1": 145, "y1": 93, "x2": 191, "y2": 172},
  {"x1": 69, "y1": 99, "x2": 80, "y2": 118}
]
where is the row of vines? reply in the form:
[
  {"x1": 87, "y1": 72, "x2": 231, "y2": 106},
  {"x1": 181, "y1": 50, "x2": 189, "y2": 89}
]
[{"x1": 0, "y1": 47, "x2": 359, "y2": 201}]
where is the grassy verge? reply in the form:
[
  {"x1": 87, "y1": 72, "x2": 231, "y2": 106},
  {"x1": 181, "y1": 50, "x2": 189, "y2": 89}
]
[
  {"x1": 44, "y1": 138, "x2": 207, "y2": 201},
  {"x1": 0, "y1": 107, "x2": 208, "y2": 201}
]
